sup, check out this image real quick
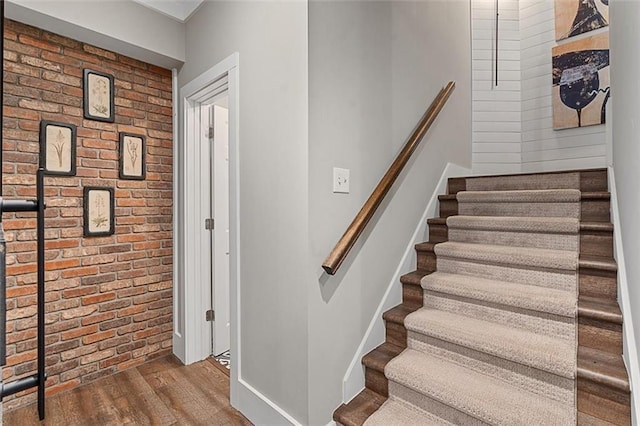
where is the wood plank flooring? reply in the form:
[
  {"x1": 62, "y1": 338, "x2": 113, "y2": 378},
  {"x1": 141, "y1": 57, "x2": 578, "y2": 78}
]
[{"x1": 3, "y1": 356, "x2": 252, "y2": 426}]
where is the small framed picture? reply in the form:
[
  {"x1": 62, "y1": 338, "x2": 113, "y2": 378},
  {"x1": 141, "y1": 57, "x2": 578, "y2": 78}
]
[
  {"x1": 83, "y1": 187, "x2": 115, "y2": 237},
  {"x1": 83, "y1": 69, "x2": 115, "y2": 122},
  {"x1": 39, "y1": 121, "x2": 77, "y2": 176},
  {"x1": 119, "y1": 133, "x2": 146, "y2": 180}
]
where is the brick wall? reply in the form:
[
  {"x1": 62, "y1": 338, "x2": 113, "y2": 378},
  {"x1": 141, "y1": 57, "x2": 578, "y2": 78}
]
[{"x1": 2, "y1": 19, "x2": 173, "y2": 410}]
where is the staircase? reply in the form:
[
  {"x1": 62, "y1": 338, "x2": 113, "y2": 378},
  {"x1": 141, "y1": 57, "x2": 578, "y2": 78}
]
[{"x1": 334, "y1": 169, "x2": 630, "y2": 425}]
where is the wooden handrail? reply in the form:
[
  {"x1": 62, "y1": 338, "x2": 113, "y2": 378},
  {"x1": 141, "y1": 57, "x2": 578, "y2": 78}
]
[{"x1": 322, "y1": 81, "x2": 456, "y2": 275}]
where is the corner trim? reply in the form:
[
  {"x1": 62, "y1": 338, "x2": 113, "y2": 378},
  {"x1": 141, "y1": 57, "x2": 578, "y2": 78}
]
[{"x1": 608, "y1": 166, "x2": 640, "y2": 423}]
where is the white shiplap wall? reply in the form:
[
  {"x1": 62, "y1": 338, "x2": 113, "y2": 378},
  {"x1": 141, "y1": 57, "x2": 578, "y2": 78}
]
[
  {"x1": 519, "y1": 0, "x2": 608, "y2": 172},
  {"x1": 472, "y1": 0, "x2": 609, "y2": 174},
  {"x1": 472, "y1": 0, "x2": 522, "y2": 174}
]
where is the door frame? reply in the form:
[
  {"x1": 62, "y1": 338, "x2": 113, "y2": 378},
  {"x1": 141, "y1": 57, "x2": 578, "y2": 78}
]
[{"x1": 173, "y1": 54, "x2": 240, "y2": 373}]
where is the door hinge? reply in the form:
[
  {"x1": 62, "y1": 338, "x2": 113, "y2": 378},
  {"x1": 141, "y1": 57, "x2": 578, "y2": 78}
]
[
  {"x1": 206, "y1": 126, "x2": 214, "y2": 139},
  {"x1": 206, "y1": 310, "x2": 215, "y2": 321},
  {"x1": 205, "y1": 218, "x2": 215, "y2": 230}
]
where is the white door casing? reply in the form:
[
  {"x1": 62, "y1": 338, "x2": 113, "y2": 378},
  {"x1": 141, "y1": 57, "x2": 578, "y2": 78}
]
[
  {"x1": 211, "y1": 104, "x2": 231, "y2": 356},
  {"x1": 173, "y1": 54, "x2": 239, "y2": 376}
]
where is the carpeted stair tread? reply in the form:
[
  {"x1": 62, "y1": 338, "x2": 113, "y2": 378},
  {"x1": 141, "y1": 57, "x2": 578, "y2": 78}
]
[
  {"x1": 421, "y1": 271, "x2": 576, "y2": 317},
  {"x1": 405, "y1": 308, "x2": 575, "y2": 378},
  {"x1": 457, "y1": 189, "x2": 581, "y2": 203},
  {"x1": 435, "y1": 241, "x2": 578, "y2": 271},
  {"x1": 385, "y1": 348, "x2": 574, "y2": 425},
  {"x1": 447, "y1": 215, "x2": 579, "y2": 233},
  {"x1": 464, "y1": 172, "x2": 580, "y2": 191},
  {"x1": 364, "y1": 397, "x2": 454, "y2": 426}
]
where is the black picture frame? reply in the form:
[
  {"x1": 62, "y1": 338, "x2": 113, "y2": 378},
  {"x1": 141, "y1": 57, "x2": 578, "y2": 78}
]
[
  {"x1": 39, "y1": 120, "x2": 77, "y2": 176},
  {"x1": 83, "y1": 69, "x2": 115, "y2": 123},
  {"x1": 119, "y1": 132, "x2": 146, "y2": 180},
  {"x1": 83, "y1": 187, "x2": 115, "y2": 237}
]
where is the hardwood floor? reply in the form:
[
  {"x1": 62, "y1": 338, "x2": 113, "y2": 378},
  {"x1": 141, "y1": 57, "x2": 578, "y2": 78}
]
[{"x1": 3, "y1": 356, "x2": 251, "y2": 426}]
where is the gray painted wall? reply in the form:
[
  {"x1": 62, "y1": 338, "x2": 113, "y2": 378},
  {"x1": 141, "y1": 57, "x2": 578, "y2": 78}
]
[
  {"x1": 308, "y1": 1, "x2": 472, "y2": 423},
  {"x1": 5, "y1": 0, "x2": 185, "y2": 68},
  {"x1": 610, "y1": 0, "x2": 640, "y2": 414},
  {"x1": 181, "y1": 2, "x2": 310, "y2": 423}
]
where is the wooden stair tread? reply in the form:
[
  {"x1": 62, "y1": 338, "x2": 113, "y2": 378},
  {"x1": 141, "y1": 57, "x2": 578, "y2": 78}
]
[
  {"x1": 578, "y1": 346, "x2": 630, "y2": 392},
  {"x1": 400, "y1": 270, "x2": 427, "y2": 287},
  {"x1": 581, "y1": 222, "x2": 614, "y2": 232},
  {"x1": 582, "y1": 191, "x2": 611, "y2": 200},
  {"x1": 427, "y1": 217, "x2": 447, "y2": 225},
  {"x1": 580, "y1": 255, "x2": 617, "y2": 272},
  {"x1": 333, "y1": 389, "x2": 386, "y2": 426},
  {"x1": 362, "y1": 342, "x2": 404, "y2": 373},
  {"x1": 577, "y1": 411, "x2": 620, "y2": 425},
  {"x1": 415, "y1": 242, "x2": 436, "y2": 252},
  {"x1": 438, "y1": 194, "x2": 456, "y2": 201},
  {"x1": 382, "y1": 304, "x2": 416, "y2": 324},
  {"x1": 579, "y1": 297, "x2": 623, "y2": 324}
]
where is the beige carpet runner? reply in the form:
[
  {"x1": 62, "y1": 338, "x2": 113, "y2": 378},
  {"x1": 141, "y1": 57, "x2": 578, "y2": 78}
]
[{"x1": 365, "y1": 189, "x2": 580, "y2": 425}]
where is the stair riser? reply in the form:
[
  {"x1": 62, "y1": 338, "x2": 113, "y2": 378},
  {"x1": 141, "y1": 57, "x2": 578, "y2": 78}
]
[
  {"x1": 365, "y1": 368, "x2": 388, "y2": 398},
  {"x1": 447, "y1": 177, "x2": 466, "y2": 195},
  {"x1": 437, "y1": 258, "x2": 577, "y2": 292},
  {"x1": 464, "y1": 172, "x2": 581, "y2": 192},
  {"x1": 423, "y1": 292, "x2": 575, "y2": 339},
  {"x1": 407, "y1": 332, "x2": 575, "y2": 405},
  {"x1": 579, "y1": 269, "x2": 617, "y2": 300},
  {"x1": 580, "y1": 232, "x2": 614, "y2": 257},
  {"x1": 385, "y1": 321, "x2": 406, "y2": 348},
  {"x1": 449, "y1": 229, "x2": 578, "y2": 251},
  {"x1": 578, "y1": 385, "x2": 631, "y2": 426},
  {"x1": 402, "y1": 283, "x2": 423, "y2": 309},
  {"x1": 439, "y1": 199, "x2": 458, "y2": 218},
  {"x1": 428, "y1": 223, "x2": 448, "y2": 243},
  {"x1": 416, "y1": 249, "x2": 437, "y2": 272},
  {"x1": 579, "y1": 318, "x2": 623, "y2": 355},
  {"x1": 581, "y1": 199, "x2": 610, "y2": 222}
]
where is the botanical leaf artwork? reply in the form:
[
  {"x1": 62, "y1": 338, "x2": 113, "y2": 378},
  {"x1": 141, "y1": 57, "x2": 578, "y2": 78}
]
[
  {"x1": 45, "y1": 125, "x2": 72, "y2": 172},
  {"x1": 88, "y1": 190, "x2": 111, "y2": 233},
  {"x1": 89, "y1": 74, "x2": 110, "y2": 118},
  {"x1": 123, "y1": 136, "x2": 143, "y2": 177}
]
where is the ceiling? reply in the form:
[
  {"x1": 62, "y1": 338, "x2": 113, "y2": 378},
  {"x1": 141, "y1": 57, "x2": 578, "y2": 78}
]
[{"x1": 131, "y1": 0, "x2": 205, "y2": 22}]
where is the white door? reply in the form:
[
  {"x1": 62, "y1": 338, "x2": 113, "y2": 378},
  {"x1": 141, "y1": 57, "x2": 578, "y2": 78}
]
[{"x1": 210, "y1": 103, "x2": 230, "y2": 356}]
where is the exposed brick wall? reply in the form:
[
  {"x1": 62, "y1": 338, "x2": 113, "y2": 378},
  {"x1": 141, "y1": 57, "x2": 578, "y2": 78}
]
[{"x1": 1, "y1": 19, "x2": 173, "y2": 410}]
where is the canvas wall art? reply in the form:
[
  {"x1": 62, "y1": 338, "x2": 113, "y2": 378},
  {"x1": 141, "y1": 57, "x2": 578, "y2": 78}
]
[
  {"x1": 555, "y1": 0, "x2": 608, "y2": 41},
  {"x1": 552, "y1": 32, "x2": 610, "y2": 130},
  {"x1": 39, "y1": 121, "x2": 76, "y2": 176}
]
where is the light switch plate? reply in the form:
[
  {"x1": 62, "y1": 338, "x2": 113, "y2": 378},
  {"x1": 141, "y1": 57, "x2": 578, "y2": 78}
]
[{"x1": 333, "y1": 167, "x2": 350, "y2": 193}]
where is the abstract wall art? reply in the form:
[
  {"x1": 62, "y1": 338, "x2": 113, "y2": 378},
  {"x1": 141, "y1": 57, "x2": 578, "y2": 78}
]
[
  {"x1": 552, "y1": 31, "x2": 610, "y2": 130},
  {"x1": 555, "y1": 0, "x2": 608, "y2": 41}
]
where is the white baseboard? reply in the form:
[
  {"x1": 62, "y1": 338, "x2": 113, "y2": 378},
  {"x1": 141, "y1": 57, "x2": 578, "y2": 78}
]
[
  {"x1": 234, "y1": 378, "x2": 302, "y2": 426},
  {"x1": 608, "y1": 166, "x2": 640, "y2": 424},
  {"x1": 341, "y1": 162, "x2": 472, "y2": 403}
]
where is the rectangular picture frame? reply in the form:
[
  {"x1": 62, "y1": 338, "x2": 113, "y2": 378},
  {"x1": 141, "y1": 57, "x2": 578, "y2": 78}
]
[
  {"x1": 83, "y1": 187, "x2": 115, "y2": 237},
  {"x1": 119, "y1": 132, "x2": 146, "y2": 180},
  {"x1": 83, "y1": 69, "x2": 115, "y2": 123},
  {"x1": 39, "y1": 120, "x2": 77, "y2": 176}
]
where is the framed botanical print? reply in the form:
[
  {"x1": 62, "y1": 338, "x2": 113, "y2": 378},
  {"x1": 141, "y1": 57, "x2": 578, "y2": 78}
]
[
  {"x1": 119, "y1": 133, "x2": 146, "y2": 180},
  {"x1": 39, "y1": 121, "x2": 77, "y2": 176},
  {"x1": 83, "y1": 69, "x2": 115, "y2": 122},
  {"x1": 83, "y1": 187, "x2": 115, "y2": 237}
]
